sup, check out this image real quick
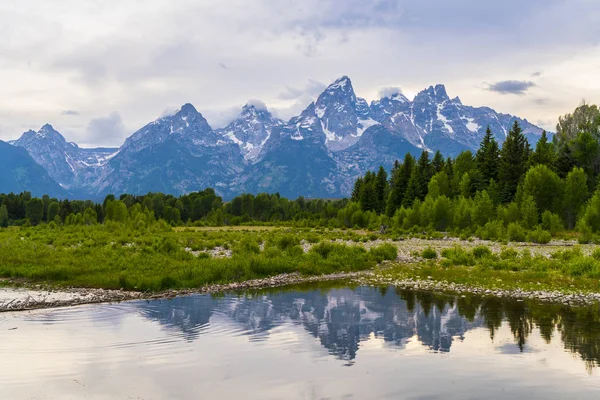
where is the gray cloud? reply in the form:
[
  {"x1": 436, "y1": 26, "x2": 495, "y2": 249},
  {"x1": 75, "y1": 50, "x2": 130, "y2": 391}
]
[
  {"x1": 488, "y1": 80, "x2": 536, "y2": 95},
  {"x1": 219, "y1": 63, "x2": 228, "y2": 70},
  {"x1": 278, "y1": 79, "x2": 326, "y2": 100},
  {"x1": 85, "y1": 112, "x2": 126, "y2": 147},
  {"x1": 533, "y1": 98, "x2": 549, "y2": 106},
  {"x1": 531, "y1": 71, "x2": 543, "y2": 77},
  {"x1": 61, "y1": 110, "x2": 80, "y2": 116}
]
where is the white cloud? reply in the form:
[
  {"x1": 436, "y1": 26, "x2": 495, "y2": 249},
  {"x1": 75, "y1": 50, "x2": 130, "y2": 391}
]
[{"x1": 378, "y1": 87, "x2": 403, "y2": 99}]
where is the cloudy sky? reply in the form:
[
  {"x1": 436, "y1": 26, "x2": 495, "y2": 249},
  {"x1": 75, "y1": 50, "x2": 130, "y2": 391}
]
[{"x1": 1, "y1": 0, "x2": 599, "y2": 147}]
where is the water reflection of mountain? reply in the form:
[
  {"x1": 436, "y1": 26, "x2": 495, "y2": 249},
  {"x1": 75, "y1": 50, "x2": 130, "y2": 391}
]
[{"x1": 135, "y1": 286, "x2": 600, "y2": 368}]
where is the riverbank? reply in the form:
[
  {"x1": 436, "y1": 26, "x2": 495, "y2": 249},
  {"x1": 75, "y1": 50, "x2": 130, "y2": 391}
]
[
  {"x1": 3, "y1": 225, "x2": 600, "y2": 311},
  {"x1": 3, "y1": 262, "x2": 600, "y2": 313}
]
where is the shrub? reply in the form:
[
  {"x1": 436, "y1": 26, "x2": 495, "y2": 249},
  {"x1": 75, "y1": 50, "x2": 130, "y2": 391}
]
[
  {"x1": 499, "y1": 247, "x2": 519, "y2": 260},
  {"x1": 421, "y1": 247, "x2": 437, "y2": 259},
  {"x1": 311, "y1": 241, "x2": 334, "y2": 258},
  {"x1": 276, "y1": 234, "x2": 299, "y2": 250},
  {"x1": 566, "y1": 257, "x2": 598, "y2": 277},
  {"x1": 472, "y1": 245, "x2": 492, "y2": 259},
  {"x1": 477, "y1": 220, "x2": 504, "y2": 241},
  {"x1": 440, "y1": 246, "x2": 475, "y2": 266},
  {"x1": 369, "y1": 243, "x2": 398, "y2": 262},
  {"x1": 527, "y1": 228, "x2": 552, "y2": 244},
  {"x1": 541, "y1": 211, "x2": 564, "y2": 236},
  {"x1": 507, "y1": 223, "x2": 526, "y2": 242}
]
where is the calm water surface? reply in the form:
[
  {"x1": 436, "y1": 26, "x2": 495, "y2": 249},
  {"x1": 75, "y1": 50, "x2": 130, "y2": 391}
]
[{"x1": 1, "y1": 285, "x2": 600, "y2": 399}]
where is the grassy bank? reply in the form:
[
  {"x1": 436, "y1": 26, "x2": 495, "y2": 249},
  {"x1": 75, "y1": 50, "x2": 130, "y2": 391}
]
[
  {"x1": 1, "y1": 223, "x2": 600, "y2": 295},
  {"x1": 374, "y1": 244, "x2": 600, "y2": 294},
  {"x1": 0, "y1": 224, "x2": 397, "y2": 291}
]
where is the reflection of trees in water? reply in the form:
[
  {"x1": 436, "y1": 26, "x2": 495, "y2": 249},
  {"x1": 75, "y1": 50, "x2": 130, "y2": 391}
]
[{"x1": 135, "y1": 286, "x2": 600, "y2": 369}]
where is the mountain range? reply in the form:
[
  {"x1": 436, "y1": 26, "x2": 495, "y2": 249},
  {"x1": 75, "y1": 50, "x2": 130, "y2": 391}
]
[{"x1": 3, "y1": 76, "x2": 547, "y2": 199}]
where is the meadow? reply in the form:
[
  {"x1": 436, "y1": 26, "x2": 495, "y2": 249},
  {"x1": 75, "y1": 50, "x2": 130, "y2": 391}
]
[{"x1": 2, "y1": 219, "x2": 600, "y2": 295}]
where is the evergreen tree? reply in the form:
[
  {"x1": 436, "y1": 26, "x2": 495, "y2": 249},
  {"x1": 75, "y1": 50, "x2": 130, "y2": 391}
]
[
  {"x1": 476, "y1": 126, "x2": 500, "y2": 184},
  {"x1": 375, "y1": 166, "x2": 388, "y2": 214},
  {"x1": 416, "y1": 151, "x2": 433, "y2": 200},
  {"x1": 386, "y1": 153, "x2": 415, "y2": 216},
  {"x1": 402, "y1": 170, "x2": 420, "y2": 208},
  {"x1": 530, "y1": 131, "x2": 556, "y2": 170},
  {"x1": 351, "y1": 177, "x2": 363, "y2": 202},
  {"x1": 498, "y1": 121, "x2": 530, "y2": 203},
  {"x1": 359, "y1": 171, "x2": 378, "y2": 212},
  {"x1": 26, "y1": 198, "x2": 44, "y2": 226},
  {"x1": 0, "y1": 205, "x2": 8, "y2": 228},
  {"x1": 432, "y1": 150, "x2": 445, "y2": 173},
  {"x1": 555, "y1": 143, "x2": 576, "y2": 179}
]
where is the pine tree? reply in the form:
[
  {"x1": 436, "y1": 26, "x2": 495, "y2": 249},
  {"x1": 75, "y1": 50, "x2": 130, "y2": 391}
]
[
  {"x1": 402, "y1": 170, "x2": 420, "y2": 208},
  {"x1": 432, "y1": 150, "x2": 445, "y2": 173},
  {"x1": 530, "y1": 131, "x2": 557, "y2": 170},
  {"x1": 359, "y1": 171, "x2": 378, "y2": 212},
  {"x1": 498, "y1": 121, "x2": 530, "y2": 203},
  {"x1": 351, "y1": 177, "x2": 363, "y2": 202},
  {"x1": 385, "y1": 153, "x2": 415, "y2": 216},
  {"x1": 0, "y1": 205, "x2": 8, "y2": 228},
  {"x1": 555, "y1": 143, "x2": 576, "y2": 179},
  {"x1": 476, "y1": 126, "x2": 500, "y2": 184},
  {"x1": 375, "y1": 166, "x2": 388, "y2": 214},
  {"x1": 416, "y1": 150, "x2": 433, "y2": 200}
]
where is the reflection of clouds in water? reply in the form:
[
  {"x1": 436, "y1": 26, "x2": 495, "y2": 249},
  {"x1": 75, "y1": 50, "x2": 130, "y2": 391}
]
[{"x1": 1, "y1": 287, "x2": 600, "y2": 398}]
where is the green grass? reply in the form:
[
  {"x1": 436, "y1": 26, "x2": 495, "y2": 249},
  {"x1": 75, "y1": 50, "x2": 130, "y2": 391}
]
[
  {"x1": 0, "y1": 223, "x2": 396, "y2": 291},
  {"x1": 377, "y1": 244, "x2": 600, "y2": 294},
  {"x1": 2, "y1": 222, "x2": 600, "y2": 295}
]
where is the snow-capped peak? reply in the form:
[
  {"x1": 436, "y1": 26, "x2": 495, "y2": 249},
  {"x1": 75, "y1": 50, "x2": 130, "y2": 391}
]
[{"x1": 329, "y1": 75, "x2": 352, "y2": 90}]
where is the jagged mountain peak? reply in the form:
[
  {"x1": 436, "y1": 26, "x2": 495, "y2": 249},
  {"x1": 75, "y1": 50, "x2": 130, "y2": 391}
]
[
  {"x1": 329, "y1": 75, "x2": 352, "y2": 90},
  {"x1": 38, "y1": 124, "x2": 67, "y2": 141},
  {"x1": 416, "y1": 84, "x2": 450, "y2": 103},
  {"x1": 216, "y1": 102, "x2": 283, "y2": 162},
  {"x1": 175, "y1": 103, "x2": 199, "y2": 117},
  {"x1": 15, "y1": 124, "x2": 67, "y2": 145}
]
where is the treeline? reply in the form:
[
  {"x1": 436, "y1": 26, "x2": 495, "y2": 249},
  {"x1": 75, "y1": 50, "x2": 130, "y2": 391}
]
[
  {"x1": 0, "y1": 188, "x2": 349, "y2": 228},
  {"x1": 349, "y1": 103, "x2": 600, "y2": 241}
]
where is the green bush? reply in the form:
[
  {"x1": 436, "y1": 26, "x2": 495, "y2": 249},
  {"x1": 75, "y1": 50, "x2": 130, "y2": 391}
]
[
  {"x1": 499, "y1": 248, "x2": 519, "y2": 260},
  {"x1": 421, "y1": 247, "x2": 438, "y2": 259},
  {"x1": 275, "y1": 234, "x2": 299, "y2": 250},
  {"x1": 527, "y1": 228, "x2": 552, "y2": 244},
  {"x1": 472, "y1": 245, "x2": 492, "y2": 259},
  {"x1": 440, "y1": 246, "x2": 475, "y2": 266},
  {"x1": 369, "y1": 243, "x2": 398, "y2": 262},
  {"x1": 507, "y1": 223, "x2": 526, "y2": 242}
]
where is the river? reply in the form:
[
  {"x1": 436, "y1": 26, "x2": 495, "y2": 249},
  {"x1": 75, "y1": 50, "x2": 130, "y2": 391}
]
[{"x1": 1, "y1": 285, "x2": 599, "y2": 399}]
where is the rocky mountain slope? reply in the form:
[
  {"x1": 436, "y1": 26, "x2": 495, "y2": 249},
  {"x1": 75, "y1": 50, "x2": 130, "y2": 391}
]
[
  {"x1": 0, "y1": 140, "x2": 67, "y2": 197},
  {"x1": 7, "y1": 76, "x2": 548, "y2": 199}
]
